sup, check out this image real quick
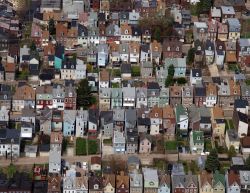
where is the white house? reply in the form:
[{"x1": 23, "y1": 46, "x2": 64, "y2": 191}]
[
  {"x1": 0, "y1": 128, "x2": 20, "y2": 158},
  {"x1": 205, "y1": 83, "x2": 217, "y2": 107},
  {"x1": 97, "y1": 44, "x2": 109, "y2": 67},
  {"x1": 122, "y1": 87, "x2": 136, "y2": 107},
  {"x1": 136, "y1": 87, "x2": 147, "y2": 108},
  {"x1": 0, "y1": 106, "x2": 9, "y2": 124},
  {"x1": 99, "y1": 70, "x2": 110, "y2": 89},
  {"x1": 75, "y1": 59, "x2": 86, "y2": 80},
  {"x1": 119, "y1": 43, "x2": 129, "y2": 62},
  {"x1": 20, "y1": 122, "x2": 34, "y2": 138},
  {"x1": 75, "y1": 109, "x2": 88, "y2": 137},
  {"x1": 129, "y1": 42, "x2": 140, "y2": 63},
  {"x1": 215, "y1": 47, "x2": 225, "y2": 68},
  {"x1": 52, "y1": 84, "x2": 65, "y2": 110},
  {"x1": 150, "y1": 108, "x2": 162, "y2": 135}
]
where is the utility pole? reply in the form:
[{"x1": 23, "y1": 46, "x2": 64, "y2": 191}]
[{"x1": 10, "y1": 138, "x2": 14, "y2": 163}]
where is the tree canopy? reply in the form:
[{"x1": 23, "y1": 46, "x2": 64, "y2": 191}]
[
  {"x1": 205, "y1": 148, "x2": 220, "y2": 172},
  {"x1": 139, "y1": 14, "x2": 174, "y2": 42},
  {"x1": 7, "y1": 164, "x2": 16, "y2": 179},
  {"x1": 177, "y1": 77, "x2": 187, "y2": 85},
  {"x1": 196, "y1": 0, "x2": 213, "y2": 15},
  {"x1": 48, "y1": 18, "x2": 56, "y2": 35},
  {"x1": 165, "y1": 64, "x2": 175, "y2": 87},
  {"x1": 246, "y1": 154, "x2": 250, "y2": 168},
  {"x1": 76, "y1": 79, "x2": 96, "y2": 109},
  {"x1": 187, "y1": 48, "x2": 195, "y2": 65},
  {"x1": 228, "y1": 145, "x2": 237, "y2": 159}
]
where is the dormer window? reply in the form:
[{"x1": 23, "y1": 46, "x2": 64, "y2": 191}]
[
  {"x1": 198, "y1": 46, "x2": 201, "y2": 51},
  {"x1": 219, "y1": 45, "x2": 222, "y2": 49},
  {"x1": 94, "y1": 184, "x2": 99, "y2": 189},
  {"x1": 197, "y1": 136, "x2": 200, "y2": 140},
  {"x1": 125, "y1": 29, "x2": 128, "y2": 34},
  {"x1": 155, "y1": 113, "x2": 158, "y2": 117},
  {"x1": 176, "y1": 47, "x2": 179, "y2": 51}
]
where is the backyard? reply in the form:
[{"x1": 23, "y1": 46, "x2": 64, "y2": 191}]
[
  {"x1": 75, "y1": 138, "x2": 98, "y2": 155},
  {"x1": 165, "y1": 140, "x2": 177, "y2": 151},
  {"x1": 204, "y1": 139, "x2": 213, "y2": 152}
]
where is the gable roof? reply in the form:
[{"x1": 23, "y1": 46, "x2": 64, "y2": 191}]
[
  {"x1": 103, "y1": 174, "x2": 115, "y2": 188},
  {"x1": 213, "y1": 171, "x2": 225, "y2": 187},
  {"x1": 200, "y1": 171, "x2": 213, "y2": 187},
  {"x1": 227, "y1": 170, "x2": 240, "y2": 187},
  {"x1": 116, "y1": 171, "x2": 129, "y2": 189}
]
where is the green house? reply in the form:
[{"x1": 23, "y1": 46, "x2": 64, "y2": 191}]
[{"x1": 190, "y1": 131, "x2": 204, "y2": 154}]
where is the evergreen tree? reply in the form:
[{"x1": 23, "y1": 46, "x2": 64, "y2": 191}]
[
  {"x1": 205, "y1": 149, "x2": 220, "y2": 172},
  {"x1": 48, "y1": 18, "x2": 56, "y2": 35},
  {"x1": 76, "y1": 79, "x2": 96, "y2": 109},
  {"x1": 246, "y1": 154, "x2": 250, "y2": 168},
  {"x1": 165, "y1": 64, "x2": 175, "y2": 87},
  {"x1": 153, "y1": 27, "x2": 161, "y2": 42},
  {"x1": 228, "y1": 145, "x2": 236, "y2": 159},
  {"x1": 187, "y1": 48, "x2": 195, "y2": 65}
]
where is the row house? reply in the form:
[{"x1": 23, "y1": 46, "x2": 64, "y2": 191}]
[
  {"x1": 36, "y1": 85, "x2": 53, "y2": 110},
  {"x1": 60, "y1": 58, "x2": 86, "y2": 80},
  {"x1": 199, "y1": 170, "x2": 225, "y2": 193},
  {"x1": 49, "y1": 132, "x2": 62, "y2": 174},
  {"x1": 217, "y1": 79, "x2": 241, "y2": 108},
  {"x1": 12, "y1": 84, "x2": 36, "y2": 112},
  {"x1": 172, "y1": 174, "x2": 198, "y2": 193}
]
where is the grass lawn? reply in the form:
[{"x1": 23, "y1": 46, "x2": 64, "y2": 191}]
[
  {"x1": 228, "y1": 63, "x2": 240, "y2": 72},
  {"x1": 131, "y1": 66, "x2": 141, "y2": 77},
  {"x1": 111, "y1": 82, "x2": 120, "y2": 88},
  {"x1": 76, "y1": 138, "x2": 98, "y2": 155},
  {"x1": 246, "y1": 79, "x2": 250, "y2": 86},
  {"x1": 165, "y1": 141, "x2": 177, "y2": 151},
  {"x1": 103, "y1": 138, "x2": 112, "y2": 145},
  {"x1": 182, "y1": 161, "x2": 189, "y2": 174},
  {"x1": 112, "y1": 69, "x2": 121, "y2": 77},
  {"x1": 228, "y1": 120, "x2": 234, "y2": 129},
  {"x1": 204, "y1": 139, "x2": 212, "y2": 151},
  {"x1": 241, "y1": 19, "x2": 250, "y2": 38},
  {"x1": 225, "y1": 120, "x2": 230, "y2": 130},
  {"x1": 153, "y1": 159, "x2": 166, "y2": 170},
  {"x1": 220, "y1": 162, "x2": 231, "y2": 174}
]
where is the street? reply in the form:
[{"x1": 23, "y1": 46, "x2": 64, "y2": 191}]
[{"x1": 0, "y1": 153, "x2": 207, "y2": 167}]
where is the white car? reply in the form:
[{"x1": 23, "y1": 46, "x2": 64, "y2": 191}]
[{"x1": 82, "y1": 162, "x2": 88, "y2": 170}]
